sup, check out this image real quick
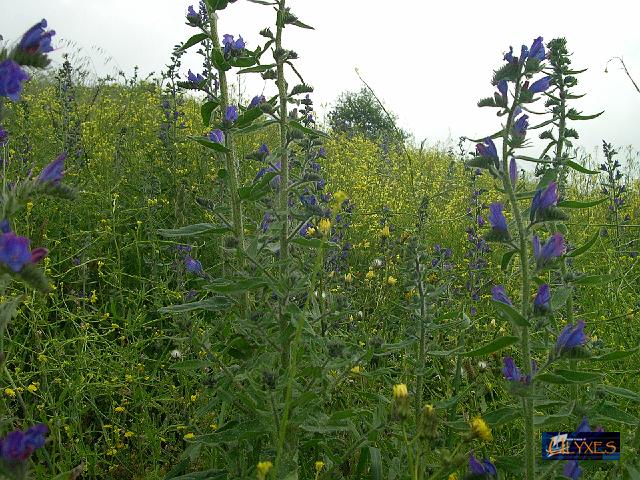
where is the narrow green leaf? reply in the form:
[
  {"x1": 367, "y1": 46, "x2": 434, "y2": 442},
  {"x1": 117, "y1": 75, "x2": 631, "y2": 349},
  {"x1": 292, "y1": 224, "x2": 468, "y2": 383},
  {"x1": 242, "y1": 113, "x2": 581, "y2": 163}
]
[
  {"x1": 483, "y1": 406, "x2": 521, "y2": 426},
  {"x1": 565, "y1": 160, "x2": 600, "y2": 175},
  {"x1": 369, "y1": 447, "x2": 382, "y2": 480},
  {"x1": 289, "y1": 120, "x2": 328, "y2": 138},
  {"x1": 567, "y1": 230, "x2": 600, "y2": 257},
  {"x1": 159, "y1": 297, "x2": 231, "y2": 313},
  {"x1": 235, "y1": 107, "x2": 263, "y2": 129},
  {"x1": 571, "y1": 274, "x2": 617, "y2": 285},
  {"x1": 492, "y1": 301, "x2": 530, "y2": 327},
  {"x1": 178, "y1": 33, "x2": 208, "y2": 52},
  {"x1": 462, "y1": 336, "x2": 519, "y2": 357},
  {"x1": 190, "y1": 136, "x2": 231, "y2": 153},
  {"x1": 550, "y1": 286, "x2": 572, "y2": 311},
  {"x1": 237, "y1": 63, "x2": 276, "y2": 74},
  {"x1": 567, "y1": 110, "x2": 604, "y2": 121},
  {"x1": 600, "y1": 385, "x2": 640, "y2": 402},
  {"x1": 501, "y1": 250, "x2": 518, "y2": 271},
  {"x1": 158, "y1": 223, "x2": 230, "y2": 238},
  {"x1": 201, "y1": 100, "x2": 219, "y2": 126},
  {"x1": 553, "y1": 369, "x2": 602, "y2": 383},
  {"x1": 590, "y1": 347, "x2": 639, "y2": 361},
  {"x1": 205, "y1": 278, "x2": 268, "y2": 294},
  {"x1": 557, "y1": 198, "x2": 607, "y2": 209}
]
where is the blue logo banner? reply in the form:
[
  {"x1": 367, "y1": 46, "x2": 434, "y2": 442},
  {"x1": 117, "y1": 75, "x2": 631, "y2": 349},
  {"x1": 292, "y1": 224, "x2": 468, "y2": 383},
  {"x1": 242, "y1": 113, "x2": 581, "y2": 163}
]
[{"x1": 542, "y1": 432, "x2": 620, "y2": 460}]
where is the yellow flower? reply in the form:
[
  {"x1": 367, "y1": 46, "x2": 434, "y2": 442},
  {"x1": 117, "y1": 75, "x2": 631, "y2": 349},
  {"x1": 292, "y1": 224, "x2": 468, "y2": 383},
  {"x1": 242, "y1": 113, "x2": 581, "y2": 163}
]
[
  {"x1": 387, "y1": 276, "x2": 397, "y2": 286},
  {"x1": 448, "y1": 474, "x2": 458, "y2": 480},
  {"x1": 4, "y1": 388, "x2": 16, "y2": 398},
  {"x1": 392, "y1": 383, "x2": 408, "y2": 399},
  {"x1": 350, "y1": 365, "x2": 364, "y2": 374},
  {"x1": 365, "y1": 270, "x2": 375, "y2": 280},
  {"x1": 344, "y1": 272, "x2": 353, "y2": 283},
  {"x1": 183, "y1": 433, "x2": 195, "y2": 440},
  {"x1": 27, "y1": 383, "x2": 38, "y2": 393},
  {"x1": 315, "y1": 460, "x2": 325, "y2": 472},
  {"x1": 114, "y1": 406, "x2": 125, "y2": 413},
  {"x1": 380, "y1": 225, "x2": 390, "y2": 237},
  {"x1": 318, "y1": 218, "x2": 331, "y2": 236},
  {"x1": 124, "y1": 431, "x2": 135, "y2": 438},
  {"x1": 257, "y1": 461, "x2": 273, "y2": 479},
  {"x1": 307, "y1": 226, "x2": 316, "y2": 236},
  {"x1": 470, "y1": 416, "x2": 492, "y2": 442},
  {"x1": 190, "y1": 394, "x2": 198, "y2": 402}
]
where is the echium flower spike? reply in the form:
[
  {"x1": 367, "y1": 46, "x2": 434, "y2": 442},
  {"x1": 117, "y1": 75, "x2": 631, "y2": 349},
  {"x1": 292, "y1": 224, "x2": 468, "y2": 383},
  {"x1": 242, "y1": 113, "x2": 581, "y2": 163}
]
[
  {"x1": 487, "y1": 202, "x2": 510, "y2": 241},
  {"x1": 502, "y1": 356, "x2": 537, "y2": 385},
  {"x1": 0, "y1": 59, "x2": 30, "y2": 102},
  {"x1": 533, "y1": 233, "x2": 565, "y2": 269},
  {"x1": 492, "y1": 285, "x2": 512, "y2": 306},
  {"x1": 0, "y1": 424, "x2": 48, "y2": 462},
  {"x1": 528, "y1": 76, "x2": 551, "y2": 94},
  {"x1": 530, "y1": 181, "x2": 559, "y2": 221},
  {"x1": 533, "y1": 283, "x2": 551, "y2": 314},
  {"x1": 208, "y1": 129, "x2": 224, "y2": 144},
  {"x1": 509, "y1": 157, "x2": 517, "y2": 185},
  {"x1": 475, "y1": 138, "x2": 499, "y2": 170},
  {"x1": 19, "y1": 19, "x2": 56, "y2": 54},
  {"x1": 468, "y1": 452, "x2": 497, "y2": 477},
  {"x1": 563, "y1": 460, "x2": 582, "y2": 480},
  {"x1": 555, "y1": 320, "x2": 587, "y2": 355},
  {"x1": 225, "y1": 105, "x2": 238, "y2": 124},
  {"x1": 38, "y1": 152, "x2": 66, "y2": 186}
]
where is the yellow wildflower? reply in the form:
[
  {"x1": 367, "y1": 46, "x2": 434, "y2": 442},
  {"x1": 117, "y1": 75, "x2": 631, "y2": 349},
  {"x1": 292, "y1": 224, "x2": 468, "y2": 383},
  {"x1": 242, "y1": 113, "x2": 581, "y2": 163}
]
[
  {"x1": 350, "y1": 365, "x2": 364, "y2": 374},
  {"x1": 257, "y1": 461, "x2": 273, "y2": 480},
  {"x1": 317, "y1": 218, "x2": 331, "y2": 236},
  {"x1": 114, "y1": 406, "x2": 125, "y2": 413},
  {"x1": 469, "y1": 416, "x2": 492, "y2": 442},
  {"x1": 392, "y1": 383, "x2": 408, "y2": 399},
  {"x1": 315, "y1": 460, "x2": 325, "y2": 472},
  {"x1": 27, "y1": 383, "x2": 38, "y2": 393},
  {"x1": 344, "y1": 272, "x2": 353, "y2": 283},
  {"x1": 4, "y1": 388, "x2": 16, "y2": 398},
  {"x1": 387, "y1": 276, "x2": 397, "y2": 286},
  {"x1": 380, "y1": 225, "x2": 390, "y2": 237},
  {"x1": 183, "y1": 433, "x2": 195, "y2": 440},
  {"x1": 365, "y1": 270, "x2": 375, "y2": 280}
]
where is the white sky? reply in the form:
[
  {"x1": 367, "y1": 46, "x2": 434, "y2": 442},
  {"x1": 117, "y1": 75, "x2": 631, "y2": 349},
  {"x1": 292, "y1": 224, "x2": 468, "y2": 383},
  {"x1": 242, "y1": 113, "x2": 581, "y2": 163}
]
[{"x1": 3, "y1": 0, "x2": 640, "y2": 153}]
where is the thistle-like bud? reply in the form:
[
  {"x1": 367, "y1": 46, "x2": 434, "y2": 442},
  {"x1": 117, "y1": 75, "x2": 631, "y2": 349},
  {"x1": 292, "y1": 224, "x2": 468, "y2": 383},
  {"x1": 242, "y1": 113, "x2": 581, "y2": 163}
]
[
  {"x1": 392, "y1": 383, "x2": 410, "y2": 421},
  {"x1": 417, "y1": 404, "x2": 438, "y2": 440}
]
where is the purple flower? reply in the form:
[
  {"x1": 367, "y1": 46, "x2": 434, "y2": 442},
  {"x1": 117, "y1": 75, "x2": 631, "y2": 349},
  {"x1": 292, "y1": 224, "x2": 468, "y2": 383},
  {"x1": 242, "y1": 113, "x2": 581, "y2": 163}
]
[
  {"x1": 555, "y1": 320, "x2": 587, "y2": 354},
  {"x1": 468, "y1": 452, "x2": 497, "y2": 477},
  {"x1": 513, "y1": 114, "x2": 529, "y2": 137},
  {"x1": 497, "y1": 80, "x2": 508, "y2": 99},
  {"x1": 503, "y1": 356, "x2": 537, "y2": 385},
  {"x1": 19, "y1": 19, "x2": 55, "y2": 54},
  {"x1": 530, "y1": 181, "x2": 559, "y2": 221},
  {"x1": 576, "y1": 416, "x2": 603, "y2": 433},
  {"x1": 186, "y1": 5, "x2": 201, "y2": 23},
  {"x1": 0, "y1": 125, "x2": 8, "y2": 145},
  {"x1": 184, "y1": 256, "x2": 203, "y2": 274},
  {"x1": 260, "y1": 212, "x2": 272, "y2": 232},
  {"x1": 38, "y1": 152, "x2": 66, "y2": 186},
  {"x1": 529, "y1": 36, "x2": 545, "y2": 61},
  {"x1": 509, "y1": 158, "x2": 517, "y2": 185},
  {"x1": 488, "y1": 203, "x2": 508, "y2": 234},
  {"x1": 187, "y1": 70, "x2": 204, "y2": 85},
  {"x1": 249, "y1": 95, "x2": 266, "y2": 108},
  {"x1": 529, "y1": 76, "x2": 551, "y2": 94},
  {"x1": 222, "y1": 34, "x2": 245, "y2": 56},
  {"x1": 225, "y1": 105, "x2": 238, "y2": 123},
  {"x1": 533, "y1": 284, "x2": 551, "y2": 314},
  {"x1": 477, "y1": 214, "x2": 485, "y2": 227},
  {"x1": 492, "y1": 285, "x2": 512, "y2": 306},
  {"x1": 317, "y1": 147, "x2": 327, "y2": 159},
  {"x1": 0, "y1": 424, "x2": 48, "y2": 462},
  {"x1": 0, "y1": 232, "x2": 32, "y2": 272},
  {"x1": 563, "y1": 460, "x2": 582, "y2": 480},
  {"x1": 476, "y1": 138, "x2": 498, "y2": 160},
  {"x1": 0, "y1": 60, "x2": 30, "y2": 102},
  {"x1": 208, "y1": 129, "x2": 224, "y2": 144},
  {"x1": 257, "y1": 143, "x2": 269, "y2": 156},
  {"x1": 504, "y1": 46, "x2": 515, "y2": 63},
  {"x1": 533, "y1": 233, "x2": 565, "y2": 268}
]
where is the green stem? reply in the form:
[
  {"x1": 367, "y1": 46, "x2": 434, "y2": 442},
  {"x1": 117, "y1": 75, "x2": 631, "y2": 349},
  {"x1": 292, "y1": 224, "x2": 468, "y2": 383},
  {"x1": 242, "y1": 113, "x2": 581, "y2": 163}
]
[
  {"x1": 415, "y1": 254, "x2": 427, "y2": 421},
  {"x1": 275, "y1": 0, "x2": 291, "y2": 368},
  {"x1": 274, "y1": 239, "x2": 324, "y2": 476},
  {"x1": 208, "y1": 10, "x2": 247, "y2": 308},
  {"x1": 502, "y1": 73, "x2": 535, "y2": 480}
]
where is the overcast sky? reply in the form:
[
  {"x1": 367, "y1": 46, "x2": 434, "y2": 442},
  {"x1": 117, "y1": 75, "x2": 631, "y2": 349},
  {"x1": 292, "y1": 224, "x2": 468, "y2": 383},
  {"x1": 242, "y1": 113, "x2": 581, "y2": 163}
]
[{"x1": 4, "y1": 1, "x2": 640, "y2": 154}]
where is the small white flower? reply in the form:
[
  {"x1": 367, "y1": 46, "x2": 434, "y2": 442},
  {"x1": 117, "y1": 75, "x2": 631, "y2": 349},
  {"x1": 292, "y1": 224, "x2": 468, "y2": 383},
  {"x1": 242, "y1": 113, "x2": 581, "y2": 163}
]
[
  {"x1": 170, "y1": 349, "x2": 182, "y2": 359},
  {"x1": 371, "y1": 258, "x2": 383, "y2": 268}
]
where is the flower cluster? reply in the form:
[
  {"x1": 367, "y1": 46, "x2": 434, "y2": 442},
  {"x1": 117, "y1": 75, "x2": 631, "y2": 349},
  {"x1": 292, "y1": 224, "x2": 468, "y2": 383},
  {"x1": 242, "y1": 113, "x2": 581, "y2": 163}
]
[{"x1": 0, "y1": 424, "x2": 48, "y2": 464}]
